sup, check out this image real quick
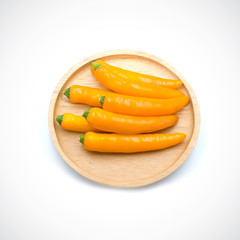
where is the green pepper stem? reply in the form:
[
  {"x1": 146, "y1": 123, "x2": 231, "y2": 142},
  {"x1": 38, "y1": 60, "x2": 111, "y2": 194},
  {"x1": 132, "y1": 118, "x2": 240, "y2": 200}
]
[
  {"x1": 99, "y1": 96, "x2": 105, "y2": 105},
  {"x1": 83, "y1": 110, "x2": 90, "y2": 119},
  {"x1": 92, "y1": 62, "x2": 101, "y2": 71},
  {"x1": 79, "y1": 134, "x2": 85, "y2": 145},
  {"x1": 63, "y1": 87, "x2": 70, "y2": 98},
  {"x1": 56, "y1": 115, "x2": 63, "y2": 125}
]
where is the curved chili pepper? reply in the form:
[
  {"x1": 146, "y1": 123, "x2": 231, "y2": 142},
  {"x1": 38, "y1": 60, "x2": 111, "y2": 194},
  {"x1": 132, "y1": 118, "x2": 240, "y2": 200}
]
[
  {"x1": 83, "y1": 108, "x2": 178, "y2": 134},
  {"x1": 99, "y1": 93, "x2": 189, "y2": 116},
  {"x1": 91, "y1": 62, "x2": 184, "y2": 99},
  {"x1": 56, "y1": 113, "x2": 99, "y2": 132},
  {"x1": 63, "y1": 85, "x2": 110, "y2": 107},
  {"x1": 79, "y1": 132, "x2": 186, "y2": 153},
  {"x1": 92, "y1": 60, "x2": 183, "y2": 89}
]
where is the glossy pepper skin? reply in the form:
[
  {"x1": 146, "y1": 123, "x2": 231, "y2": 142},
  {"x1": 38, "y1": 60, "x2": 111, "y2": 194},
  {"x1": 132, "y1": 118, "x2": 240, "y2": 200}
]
[
  {"x1": 63, "y1": 85, "x2": 110, "y2": 107},
  {"x1": 91, "y1": 61, "x2": 184, "y2": 99},
  {"x1": 93, "y1": 60, "x2": 183, "y2": 89},
  {"x1": 83, "y1": 108, "x2": 178, "y2": 134},
  {"x1": 79, "y1": 132, "x2": 186, "y2": 153},
  {"x1": 56, "y1": 113, "x2": 98, "y2": 132},
  {"x1": 99, "y1": 93, "x2": 189, "y2": 116}
]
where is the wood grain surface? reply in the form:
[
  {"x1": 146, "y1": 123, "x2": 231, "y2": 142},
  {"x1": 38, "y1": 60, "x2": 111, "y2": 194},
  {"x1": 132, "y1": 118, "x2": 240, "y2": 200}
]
[{"x1": 48, "y1": 50, "x2": 200, "y2": 188}]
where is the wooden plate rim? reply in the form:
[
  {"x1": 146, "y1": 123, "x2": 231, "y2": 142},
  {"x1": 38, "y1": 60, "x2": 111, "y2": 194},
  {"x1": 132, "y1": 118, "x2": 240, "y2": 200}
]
[{"x1": 48, "y1": 49, "x2": 200, "y2": 188}]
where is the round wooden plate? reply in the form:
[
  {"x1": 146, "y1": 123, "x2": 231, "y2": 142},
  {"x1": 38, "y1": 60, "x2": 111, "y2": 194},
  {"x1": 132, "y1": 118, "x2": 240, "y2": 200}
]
[{"x1": 48, "y1": 50, "x2": 200, "y2": 188}]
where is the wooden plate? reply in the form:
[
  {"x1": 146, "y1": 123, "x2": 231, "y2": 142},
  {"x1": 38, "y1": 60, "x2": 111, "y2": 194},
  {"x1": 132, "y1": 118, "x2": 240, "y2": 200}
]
[{"x1": 48, "y1": 50, "x2": 200, "y2": 188}]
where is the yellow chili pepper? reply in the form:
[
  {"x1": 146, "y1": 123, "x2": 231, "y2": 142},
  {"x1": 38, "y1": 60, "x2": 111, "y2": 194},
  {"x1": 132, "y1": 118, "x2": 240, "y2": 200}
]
[
  {"x1": 99, "y1": 93, "x2": 189, "y2": 116},
  {"x1": 83, "y1": 108, "x2": 178, "y2": 134},
  {"x1": 63, "y1": 85, "x2": 110, "y2": 107},
  {"x1": 56, "y1": 113, "x2": 98, "y2": 132},
  {"x1": 93, "y1": 60, "x2": 183, "y2": 89},
  {"x1": 79, "y1": 132, "x2": 186, "y2": 153},
  {"x1": 91, "y1": 61, "x2": 184, "y2": 99}
]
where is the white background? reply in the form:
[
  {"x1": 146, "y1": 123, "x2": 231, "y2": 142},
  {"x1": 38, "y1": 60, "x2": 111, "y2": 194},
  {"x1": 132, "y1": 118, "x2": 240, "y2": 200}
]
[{"x1": 1, "y1": 0, "x2": 240, "y2": 239}]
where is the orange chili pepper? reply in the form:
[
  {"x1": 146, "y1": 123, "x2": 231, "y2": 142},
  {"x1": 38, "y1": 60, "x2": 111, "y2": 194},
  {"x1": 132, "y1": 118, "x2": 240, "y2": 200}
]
[
  {"x1": 95, "y1": 60, "x2": 183, "y2": 89},
  {"x1": 99, "y1": 93, "x2": 189, "y2": 116},
  {"x1": 92, "y1": 60, "x2": 183, "y2": 89},
  {"x1": 91, "y1": 61, "x2": 184, "y2": 99},
  {"x1": 79, "y1": 132, "x2": 186, "y2": 153},
  {"x1": 56, "y1": 113, "x2": 99, "y2": 132},
  {"x1": 63, "y1": 85, "x2": 110, "y2": 107},
  {"x1": 83, "y1": 108, "x2": 178, "y2": 134}
]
